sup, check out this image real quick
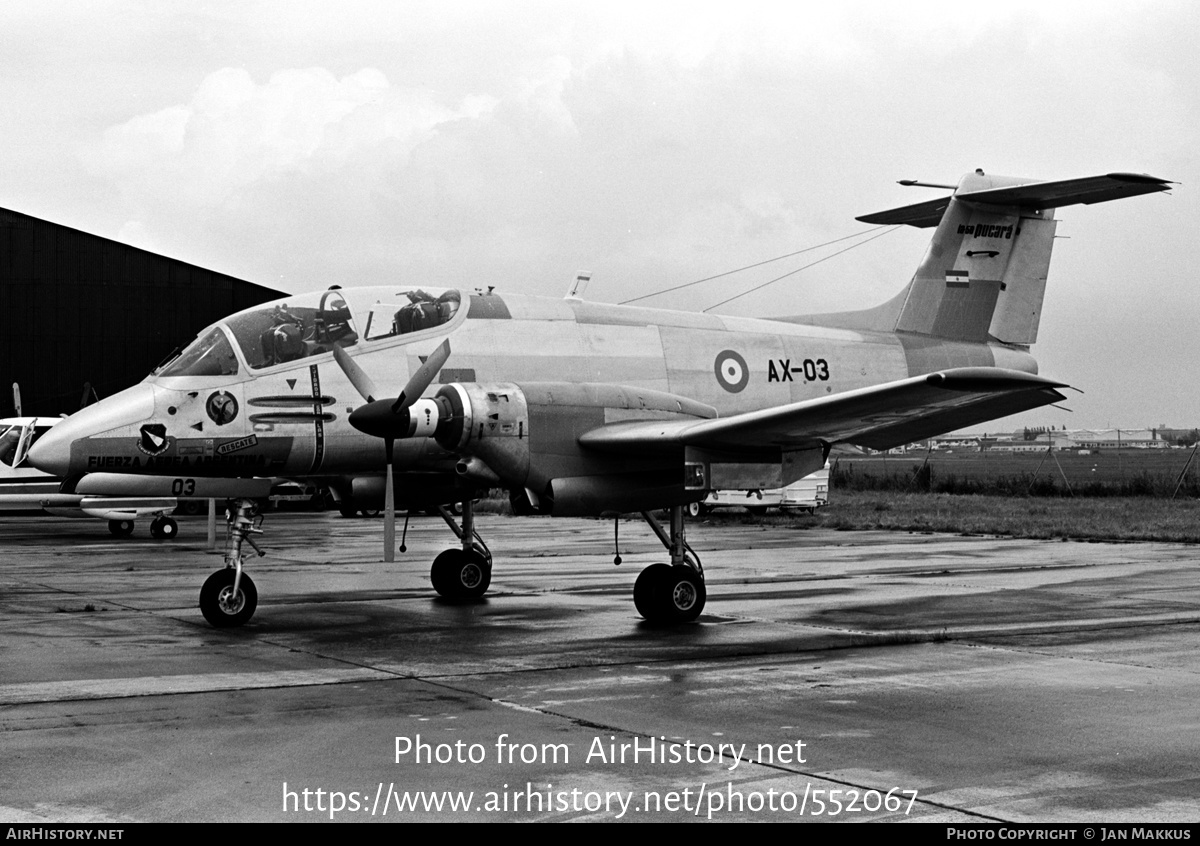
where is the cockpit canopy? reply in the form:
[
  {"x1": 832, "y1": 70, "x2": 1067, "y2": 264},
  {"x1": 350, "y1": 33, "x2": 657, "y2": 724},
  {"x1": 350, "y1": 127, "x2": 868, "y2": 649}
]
[
  {"x1": 155, "y1": 287, "x2": 463, "y2": 378},
  {"x1": 363, "y1": 289, "x2": 461, "y2": 341}
]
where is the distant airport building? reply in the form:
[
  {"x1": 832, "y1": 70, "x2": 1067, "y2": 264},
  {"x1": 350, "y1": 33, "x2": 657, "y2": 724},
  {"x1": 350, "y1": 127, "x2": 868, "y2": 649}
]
[
  {"x1": 0, "y1": 208, "x2": 284, "y2": 416},
  {"x1": 1064, "y1": 429, "x2": 1166, "y2": 450},
  {"x1": 923, "y1": 427, "x2": 1176, "y2": 454}
]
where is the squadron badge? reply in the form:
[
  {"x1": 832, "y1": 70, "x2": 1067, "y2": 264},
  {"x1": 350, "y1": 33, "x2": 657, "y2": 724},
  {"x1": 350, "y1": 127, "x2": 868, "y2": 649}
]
[
  {"x1": 137, "y1": 423, "x2": 171, "y2": 457},
  {"x1": 206, "y1": 391, "x2": 239, "y2": 426}
]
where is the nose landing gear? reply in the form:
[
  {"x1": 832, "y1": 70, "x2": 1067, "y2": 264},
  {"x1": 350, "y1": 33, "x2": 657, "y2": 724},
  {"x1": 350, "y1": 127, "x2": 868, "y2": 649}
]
[{"x1": 199, "y1": 498, "x2": 264, "y2": 627}]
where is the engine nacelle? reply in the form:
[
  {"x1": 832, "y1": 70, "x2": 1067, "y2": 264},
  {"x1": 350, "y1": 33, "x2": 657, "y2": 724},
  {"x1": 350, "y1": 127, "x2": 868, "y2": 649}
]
[{"x1": 432, "y1": 382, "x2": 715, "y2": 516}]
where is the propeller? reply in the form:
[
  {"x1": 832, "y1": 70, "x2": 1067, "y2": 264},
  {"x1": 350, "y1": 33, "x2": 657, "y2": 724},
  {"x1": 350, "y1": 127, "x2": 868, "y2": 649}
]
[{"x1": 333, "y1": 341, "x2": 451, "y2": 561}]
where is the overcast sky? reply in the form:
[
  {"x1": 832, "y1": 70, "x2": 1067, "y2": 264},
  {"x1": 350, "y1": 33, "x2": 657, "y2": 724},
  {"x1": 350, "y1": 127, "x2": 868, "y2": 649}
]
[{"x1": 2, "y1": 1, "x2": 1195, "y2": 431}]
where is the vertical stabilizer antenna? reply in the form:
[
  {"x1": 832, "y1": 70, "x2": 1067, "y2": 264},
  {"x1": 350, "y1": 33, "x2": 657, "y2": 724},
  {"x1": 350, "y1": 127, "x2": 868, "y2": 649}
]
[{"x1": 566, "y1": 271, "x2": 592, "y2": 300}]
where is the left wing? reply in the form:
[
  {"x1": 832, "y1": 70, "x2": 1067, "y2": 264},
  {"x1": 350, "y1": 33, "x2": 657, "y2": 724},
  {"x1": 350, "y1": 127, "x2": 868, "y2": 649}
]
[{"x1": 578, "y1": 367, "x2": 1067, "y2": 455}]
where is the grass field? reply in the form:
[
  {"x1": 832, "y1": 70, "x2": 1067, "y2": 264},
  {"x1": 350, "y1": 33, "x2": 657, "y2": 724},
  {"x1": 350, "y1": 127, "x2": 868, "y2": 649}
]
[
  {"x1": 713, "y1": 491, "x2": 1200, "y2": 544},
  {"x1": 832, "y1": 448, "x2": 1200, "y2": 497}
]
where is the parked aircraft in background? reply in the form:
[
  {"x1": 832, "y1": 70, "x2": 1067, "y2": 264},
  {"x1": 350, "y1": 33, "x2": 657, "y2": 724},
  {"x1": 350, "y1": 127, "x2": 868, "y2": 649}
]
[
  {"x1": 1, "y1": 415, "x2": 273, "y2": 536},
  {"x1": 0, "y1": 416, "x2": 181, "y2": 535},
  {"x1": 27, "y1": 170, "x2": 1171, "y2": 627},
  {"x1": 692, "y1": 461, "x2": 829, "y2": 517}
]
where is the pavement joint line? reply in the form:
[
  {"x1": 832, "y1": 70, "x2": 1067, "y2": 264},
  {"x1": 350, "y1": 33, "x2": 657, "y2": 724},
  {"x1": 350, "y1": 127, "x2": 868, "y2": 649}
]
[{"x1": 0, "y1": 667, "x2": 396, "y2": 705}]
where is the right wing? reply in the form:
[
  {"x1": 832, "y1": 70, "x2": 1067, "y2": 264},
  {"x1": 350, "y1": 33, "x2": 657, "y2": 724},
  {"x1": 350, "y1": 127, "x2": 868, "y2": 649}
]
[{"x1": 579, "y1": 368, "x2": 1068, "y2": 456}]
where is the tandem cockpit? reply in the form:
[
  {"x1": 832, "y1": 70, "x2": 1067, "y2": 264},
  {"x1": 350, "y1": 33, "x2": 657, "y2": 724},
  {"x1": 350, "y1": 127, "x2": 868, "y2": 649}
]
[{"x1": 154, "y1": 287, "x2": 465, "y2": 379}]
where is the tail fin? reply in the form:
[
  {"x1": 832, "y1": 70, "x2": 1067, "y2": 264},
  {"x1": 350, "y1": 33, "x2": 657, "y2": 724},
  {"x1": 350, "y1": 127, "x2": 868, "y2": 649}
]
[{"x1": 857, "y1": 170, "x2": 1172, "y2": 345}]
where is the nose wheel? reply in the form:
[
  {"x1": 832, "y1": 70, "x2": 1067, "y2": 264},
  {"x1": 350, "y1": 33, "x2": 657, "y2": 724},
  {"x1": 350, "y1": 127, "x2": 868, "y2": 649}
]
[
  {"x1": 199, "y1": 568, "x2": 258, "y2": 627},
  {"x1": 196, "y1": 498, "x2": 265, "y2": 627}
]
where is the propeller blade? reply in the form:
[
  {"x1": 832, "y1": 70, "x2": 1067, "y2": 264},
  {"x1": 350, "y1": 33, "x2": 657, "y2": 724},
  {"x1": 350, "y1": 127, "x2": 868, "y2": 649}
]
[
  {"x1": 332, "y1": 346, "x2": 380, "y2": 403},
  {"x1": 392, "y1": 339, "x2": 451, "y2": 412},
  {"x1": 383, "y1": 438, "x2": 395, "y2": 562}
]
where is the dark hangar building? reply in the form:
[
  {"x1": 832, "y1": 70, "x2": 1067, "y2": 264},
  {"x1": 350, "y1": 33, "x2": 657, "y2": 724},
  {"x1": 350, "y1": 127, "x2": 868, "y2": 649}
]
[{"x1": 0, "y1": 208, "x2": 284, "y2": 416}]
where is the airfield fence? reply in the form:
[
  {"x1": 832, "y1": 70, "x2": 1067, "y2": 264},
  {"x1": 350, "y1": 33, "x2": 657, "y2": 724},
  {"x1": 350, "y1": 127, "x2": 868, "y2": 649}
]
[{"x1": 831, "y1": 447, "x2": 1200, "y2": 498}]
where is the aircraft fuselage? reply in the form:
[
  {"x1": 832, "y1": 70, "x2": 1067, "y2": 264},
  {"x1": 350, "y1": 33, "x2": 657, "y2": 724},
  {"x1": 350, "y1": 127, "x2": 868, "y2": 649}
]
[{"x1": 35, "y1": 287, "x2": 1036, "y2": 483}]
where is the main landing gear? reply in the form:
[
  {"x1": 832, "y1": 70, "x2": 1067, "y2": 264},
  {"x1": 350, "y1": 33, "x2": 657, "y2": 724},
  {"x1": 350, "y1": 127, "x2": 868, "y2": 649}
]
[
  {"x1": 633, "y1": 505, "x2": 706, "y2": 624},
  {"x1": 428, "y1": 499, "x2": 492, "y2": 600},
  {"x1": 199, "y1": 498, "x2": 263, "y2": 627},
  {"x1": 149, "y1": 515, "x2": 178, "y2": 540}
]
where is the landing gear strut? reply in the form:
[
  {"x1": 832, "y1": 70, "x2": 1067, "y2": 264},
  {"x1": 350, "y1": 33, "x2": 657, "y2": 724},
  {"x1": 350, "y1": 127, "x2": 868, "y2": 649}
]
[
  {"x1": 430, "y1": 499, "x2": 492, "y2": 600},
  {"x1": 199, "y1": 498, "x2": 263, "y2": 627},
  {"x1": 634, "y1": 506, "x2": 706, "y2": 624}
]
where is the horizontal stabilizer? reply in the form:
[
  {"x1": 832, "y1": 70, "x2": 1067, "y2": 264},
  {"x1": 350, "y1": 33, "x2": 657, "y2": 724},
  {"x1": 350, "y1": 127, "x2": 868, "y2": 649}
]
[
  {"x1": 856, "y1": 197, "x2": 953, "y2": 228},
  {"x1": 956, "y1": 172, "x2": 1173, "y2": 210},
  {"x1": 857, "y1": 172, "x2": 1172, "y2": 229},
  {"x1": 579, "y1": 368, "x2": 1068, "y2": 455}
]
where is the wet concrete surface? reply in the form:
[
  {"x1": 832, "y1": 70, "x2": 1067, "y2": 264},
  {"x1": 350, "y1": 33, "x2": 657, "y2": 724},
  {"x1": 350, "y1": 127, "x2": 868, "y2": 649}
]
[{"x1": 1, "y1": 512, "x2": 1198, "y2": 822}]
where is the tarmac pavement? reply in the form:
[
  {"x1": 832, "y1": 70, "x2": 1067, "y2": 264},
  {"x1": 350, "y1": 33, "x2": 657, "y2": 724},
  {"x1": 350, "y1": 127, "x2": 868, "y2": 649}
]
[{"x1": 1, "y1": 511, "x2": 1198, "y2": 823}]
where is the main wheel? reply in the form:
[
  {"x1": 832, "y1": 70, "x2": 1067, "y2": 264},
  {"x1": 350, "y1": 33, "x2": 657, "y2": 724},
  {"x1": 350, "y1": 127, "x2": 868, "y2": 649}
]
[
  {"x1": 108, "y1": 519, "x2": 135, "y2": 538},
  {"x1": 634, "y1": 563, "x2": 706, "y2": 624},
  {"x1": 430, "y1": 548, "x2": 491, "y2": 599},
  {"x1": 684, "y1": 501, "x2": 707, "y2": 518},
  {"x1": 662, "y1": 564, "x2": 706, "y2": 622},
  {"x1": 633, "y1": 563, "x2": 673, "y2": 619},
  {"x1": 199, "y1": 569, "x2": 258, "y2": 627},
  {"x1": 150, "y1": 516, "x2": 179, "y2": 540}
]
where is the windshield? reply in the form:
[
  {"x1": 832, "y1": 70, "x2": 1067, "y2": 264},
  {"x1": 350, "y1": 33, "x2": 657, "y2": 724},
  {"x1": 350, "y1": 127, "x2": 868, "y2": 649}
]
[{"x1": 157, "y1": 326, "x2": 240, "y2": 377}]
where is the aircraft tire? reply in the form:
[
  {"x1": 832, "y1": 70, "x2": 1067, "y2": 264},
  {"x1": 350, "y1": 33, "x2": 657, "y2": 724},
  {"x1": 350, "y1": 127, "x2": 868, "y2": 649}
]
[
  {"x1": 635, "y1": 563, "x2": 705, "y2": 623},
  {"x1": 633, "y1": 563, "x2": 673, "y2": 620},
  {"x1": 430, "y1": 548, "x2": 491, "y2": 600},
  {"x1": 662, "y1": 564, "x2": 706, "y2": 623},
  {"x1": 108, "y1": 519, "x2": 135, "y2": 538},
  {"x1": 685, "y1": 501, "x2": 707, "y2": 518},
  {"x1": 150, "y1": 517, "x2": 179, "y2": 540},
  {"x1": 199, "y1": 569, "x2": 258, "y2": 627}
]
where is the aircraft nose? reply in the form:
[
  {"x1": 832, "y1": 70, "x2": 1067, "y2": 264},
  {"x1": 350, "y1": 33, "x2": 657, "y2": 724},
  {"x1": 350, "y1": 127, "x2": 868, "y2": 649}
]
[{"x1": 27, "y1": 383, "x2": 158, "y2": 477}]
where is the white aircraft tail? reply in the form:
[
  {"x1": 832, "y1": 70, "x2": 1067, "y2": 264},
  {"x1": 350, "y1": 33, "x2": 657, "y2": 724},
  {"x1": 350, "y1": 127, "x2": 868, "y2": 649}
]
[{"x1": 850, "y1": 170, "x2": 1171, "y2": 346}]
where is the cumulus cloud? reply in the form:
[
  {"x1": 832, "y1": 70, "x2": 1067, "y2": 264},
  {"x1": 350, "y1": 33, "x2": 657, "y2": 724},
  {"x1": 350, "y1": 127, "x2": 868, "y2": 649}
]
[{"x1": 86, "y1": 67, "x2": 484, "y2": 207}]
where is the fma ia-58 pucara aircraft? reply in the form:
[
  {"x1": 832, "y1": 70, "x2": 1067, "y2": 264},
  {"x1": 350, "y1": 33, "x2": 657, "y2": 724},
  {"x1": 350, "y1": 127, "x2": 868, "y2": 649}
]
[{"x1": 29, "y1": 170, "x2": 1171, "y2": 627}]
